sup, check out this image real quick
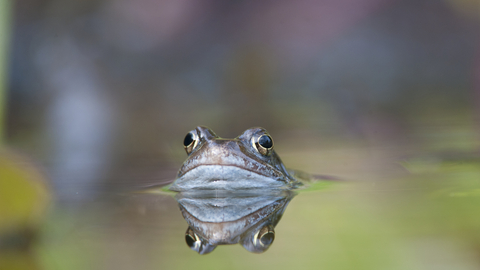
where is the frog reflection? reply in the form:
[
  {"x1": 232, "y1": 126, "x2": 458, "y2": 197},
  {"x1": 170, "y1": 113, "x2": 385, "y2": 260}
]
[
  {"x1": 175, "y1": 191, "x2": 295, "y2": 254},
  {"x1": 169, "y1": 126, "x2": 302, "y2": 191}
]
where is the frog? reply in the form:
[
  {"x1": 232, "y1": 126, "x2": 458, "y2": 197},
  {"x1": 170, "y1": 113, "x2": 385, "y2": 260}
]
[{"x1": 168, "y1": 126, "x2": 301, "y2": 191}]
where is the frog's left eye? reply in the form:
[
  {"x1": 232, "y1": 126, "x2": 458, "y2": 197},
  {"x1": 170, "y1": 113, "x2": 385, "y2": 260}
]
[
  {"x1": 183, "y1": 131, "x2": 199, "y2": 155},
  {"x1": 253, "y1": 134, "x2": 274, "y2": 156}
]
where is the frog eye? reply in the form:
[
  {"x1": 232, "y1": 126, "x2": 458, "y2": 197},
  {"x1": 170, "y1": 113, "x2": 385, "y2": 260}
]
[
  {"x1": 253, "y1": 225, "x2": 275, "y2": 248},
  {"x1": 183, "y1": 131, "x2": 199, "y2": 154},
  {"x1": 185, "y1": 227, "x2": 216, "y2": 254},
  {"x1": 253, "y1": 134, "x2": 274, "y2": 156},
  {"x1": 185, "y1": 227, "x2": 201, "y2": 250}
]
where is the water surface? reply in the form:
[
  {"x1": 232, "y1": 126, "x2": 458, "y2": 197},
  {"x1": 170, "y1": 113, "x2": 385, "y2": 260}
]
[{"x1": 30, "y1": 139, "x2": 480, "y2": 270}]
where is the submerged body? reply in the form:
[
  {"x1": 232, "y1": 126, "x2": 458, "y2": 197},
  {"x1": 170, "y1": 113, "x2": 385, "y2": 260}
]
[{"x1": 169, "y1": 126, "x2": 301, "y2": 191}]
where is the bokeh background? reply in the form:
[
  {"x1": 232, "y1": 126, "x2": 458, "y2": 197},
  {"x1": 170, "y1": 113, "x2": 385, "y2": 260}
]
[
  {"x1": 5, "y1": 0, "x2": 480, "y2": 187},
  {"x1": 1, "y1": 0, "x2": 480, "y2": 269}
]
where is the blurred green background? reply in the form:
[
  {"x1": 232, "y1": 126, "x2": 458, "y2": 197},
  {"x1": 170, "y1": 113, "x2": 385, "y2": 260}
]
[{"x1": 1, "y1": 0, "x2": 480, "y2": 269}]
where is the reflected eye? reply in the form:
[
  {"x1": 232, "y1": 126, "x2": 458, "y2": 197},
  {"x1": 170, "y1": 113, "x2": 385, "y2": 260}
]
[
  {"x1": 185, "y1": 227, "x2": 201, "y2": 250},
  {"x1": 253, "y1": 225, "x2": 275, "y2": 249},
  {"x1": 254, "y1": 134, "x2": 274, "y2": 156},
  {"x1": 260, "y1": 231, "x2": 274, "y2": 246},
  {"x1": 185, "y1": 233, "x2": 196, "y2": 247},
  {"x1": 183, "y1": 131, "x2": 198, "y2": 154},
  {"x1": 185, "y1": 227, "x2": 216, "y2": 255}
]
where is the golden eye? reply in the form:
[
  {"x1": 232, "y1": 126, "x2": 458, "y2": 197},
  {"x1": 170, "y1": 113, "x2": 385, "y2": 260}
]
[
  {"x1": 185, "y1": 227, "x2": 216, "y2": 254},
  {"x1": 183, "y1": 131, "x2": 198, "y2": 154},
  {"x1": 185, "y1": 227, "x2": 201, "y2": 250},
  {"x1": 254, "y1": 134, "x2": 274, "y2": 156},
  {"x1": 253, "y1": 225, "x2": 275, "y2": 247}
]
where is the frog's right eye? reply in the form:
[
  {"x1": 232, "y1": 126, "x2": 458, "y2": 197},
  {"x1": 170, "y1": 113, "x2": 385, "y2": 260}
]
[{"x1": 183, "y1": 131, "x2": 199, "y2": 154}]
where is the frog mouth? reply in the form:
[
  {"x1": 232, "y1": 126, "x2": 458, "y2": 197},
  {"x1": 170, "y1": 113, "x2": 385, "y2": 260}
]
[
  {"x1": 177, "y1": 149, "x2": 286, "y2": 180},
  {"x1": 179, "y1": 163, "x2": 283, "y2": 179},
  {"x1": 170, "y1": 165, "x2": 289, "y2": 191}
]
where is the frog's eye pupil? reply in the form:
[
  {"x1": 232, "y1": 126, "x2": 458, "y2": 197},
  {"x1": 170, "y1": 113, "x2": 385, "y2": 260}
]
[
  {"x1": 183, "y1": 132, "x2": 194, "y2": 147},
  {"x1": 258, "y1": 135, "x2": 273, "y2": 149}
]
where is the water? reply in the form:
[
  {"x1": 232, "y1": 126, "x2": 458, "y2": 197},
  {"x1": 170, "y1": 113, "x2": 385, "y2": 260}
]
[
  {"x1": 2, "y1": 128, "x2": 480, "y2": 270},
  {"x1": 38, "y1": 164, "x2": 480, "y2": 269}
]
